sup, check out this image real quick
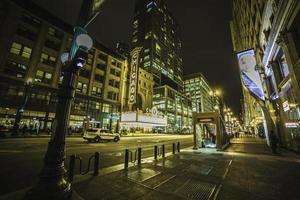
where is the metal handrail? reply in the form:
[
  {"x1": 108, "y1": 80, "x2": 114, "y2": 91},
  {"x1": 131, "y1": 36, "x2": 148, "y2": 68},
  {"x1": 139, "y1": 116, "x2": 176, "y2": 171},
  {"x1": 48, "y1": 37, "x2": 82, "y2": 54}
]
[{"x1": 68, "y1": 152, "x2": 99, "y2": 182}]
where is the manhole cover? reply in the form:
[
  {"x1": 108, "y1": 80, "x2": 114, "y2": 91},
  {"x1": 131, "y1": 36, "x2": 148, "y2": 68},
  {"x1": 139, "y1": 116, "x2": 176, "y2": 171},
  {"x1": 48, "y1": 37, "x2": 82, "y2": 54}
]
[
  {"x1": 127, "y1": 168, "x2": 161, "y2": 182},
  {"x1": 175, "y1": 179, "x2": 216, "y2": 200},
  {"x1": 185, "y1": 164, "x2": 213, "y2": 176}
]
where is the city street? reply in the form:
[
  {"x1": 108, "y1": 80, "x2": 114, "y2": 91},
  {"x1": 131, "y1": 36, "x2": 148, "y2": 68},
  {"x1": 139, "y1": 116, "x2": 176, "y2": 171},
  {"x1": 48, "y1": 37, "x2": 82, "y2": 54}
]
[{"x1": 0, "y1": 134, "x2": 193, "y2": 195}]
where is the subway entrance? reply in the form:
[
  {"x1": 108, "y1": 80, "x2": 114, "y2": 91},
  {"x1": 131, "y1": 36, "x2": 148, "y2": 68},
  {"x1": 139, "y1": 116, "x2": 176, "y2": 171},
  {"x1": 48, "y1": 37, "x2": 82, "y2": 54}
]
[{"x1": 193, "y1": 112, "x2": 229, "y2": 150}]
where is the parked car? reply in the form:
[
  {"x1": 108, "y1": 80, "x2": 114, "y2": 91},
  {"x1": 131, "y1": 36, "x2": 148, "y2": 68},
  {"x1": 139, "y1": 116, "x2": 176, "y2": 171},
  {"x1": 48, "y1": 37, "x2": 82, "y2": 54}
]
[
  {"x1": 0, "y1": 125, "x2": 9, "y2": 138},
  {"x1": 83, "y1": 129, "x2": 120, "y2": 142}
]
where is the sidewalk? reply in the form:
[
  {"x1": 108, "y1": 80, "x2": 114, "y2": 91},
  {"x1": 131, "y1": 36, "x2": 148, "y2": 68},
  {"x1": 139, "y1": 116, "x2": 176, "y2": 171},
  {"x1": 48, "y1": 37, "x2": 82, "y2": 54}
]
[{"x1": 1, "y1": 136, "x2": 300, "y2": 200}]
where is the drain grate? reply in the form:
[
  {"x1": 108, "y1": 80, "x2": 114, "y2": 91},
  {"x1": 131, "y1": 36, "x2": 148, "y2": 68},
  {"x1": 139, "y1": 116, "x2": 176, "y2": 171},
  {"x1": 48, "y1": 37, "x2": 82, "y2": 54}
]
[
  {"x1": 127, "y1": 168, "x2": 161, "y2": 182},
  {"x1": 175, "y1": 179, "x2": 216, "y2": 200},
  {"x1": 185, "y1": 164, "x2": 213, "y2": 176}
]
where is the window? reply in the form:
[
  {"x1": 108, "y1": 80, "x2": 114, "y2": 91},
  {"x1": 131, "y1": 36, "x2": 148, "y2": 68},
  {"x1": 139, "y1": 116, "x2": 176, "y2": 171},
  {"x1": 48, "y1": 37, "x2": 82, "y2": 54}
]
[
  {"x1": 76, "y1": 82, "x2": 88, "y2": 94},
  {"x1": 155, "y1": 43, "x2": 161, "y2": 54},
  {"x1": 47, "y1": 27, "x2": 63, "y2": 39},
  {"x1": 44, "y1": 39, "x2": 60, "y2": 51},
  {"x1": 110, "y1": 68, "x2": 121, "y2": 77},
  {"x1": 107, "y1": 91, "x2": 119, "y2": 101},
  {"x1": 9, "y1": 42, "x2": 32, "y2": 59},
  {"x1": 16, "y1": 25, "x2": 38, "y2": 41},
  {"x1": 40, "y1": 53, "x2": 56, "y2": 66},
  {"x1": 102, "y1": 103, "x2": 111, "y2": 113},
  {"x1": 98, "y1": 52, "x2": 107, "y2": 62},
  {"x1": 117, "y1": 62, "x2": 122, "y2": 68},
  {"x1": 87, "y1": 53, "x2": 94, "y2": 65},
  {"x1": 94, "y1": 74, "x2": 103, "y2": 82},
  {"x1": 4, "y1": 60, "x2": 27, "y2": 78},
  {"x1": 21, "y1": 13, "x2": 41, "y2": 28},
  {"x1": 111, "y1": 59, "x2": 116, "y2": 66},
  {"x1": 10, "y1": 42, "x2": 22, "y2": 55},
  {"x1": 80, "y1": 69, "x2": 90, "y2": 78},
  {"x1": 34, "y1": 70, "x2": 52, "y2": 84},
  {"x1": 108, "y1": 79, "x2": 120, "y2": 88},
  {"x1": 92, "y1": 86, "x2": 102, "y2": 97}
]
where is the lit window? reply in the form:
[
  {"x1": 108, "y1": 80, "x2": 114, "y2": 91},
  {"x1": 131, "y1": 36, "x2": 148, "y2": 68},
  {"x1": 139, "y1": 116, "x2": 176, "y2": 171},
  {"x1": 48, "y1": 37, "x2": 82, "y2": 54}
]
[
  {"x1": 9, "y1": 42, "x2": 32, "y2": 59},
  {"x1": 10, "y1": 42, "x2": 22, "y2": 55},
  {"x1": 22, "y1": 47, "x2": 32, "y2": 58}
]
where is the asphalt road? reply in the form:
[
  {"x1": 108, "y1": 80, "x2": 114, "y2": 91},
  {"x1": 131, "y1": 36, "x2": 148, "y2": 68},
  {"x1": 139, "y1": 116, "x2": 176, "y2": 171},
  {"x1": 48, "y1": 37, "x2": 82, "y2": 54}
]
[{"x1": 0, "y1": 134, "x2": 193, "y2": 195}]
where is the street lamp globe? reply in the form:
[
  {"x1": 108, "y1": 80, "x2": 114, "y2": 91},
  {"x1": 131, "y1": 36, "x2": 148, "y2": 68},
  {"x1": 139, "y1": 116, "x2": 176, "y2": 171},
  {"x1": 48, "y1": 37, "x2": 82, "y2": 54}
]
[{"x1": 76, "y1": 33, "x2": 93, "y2": 50}]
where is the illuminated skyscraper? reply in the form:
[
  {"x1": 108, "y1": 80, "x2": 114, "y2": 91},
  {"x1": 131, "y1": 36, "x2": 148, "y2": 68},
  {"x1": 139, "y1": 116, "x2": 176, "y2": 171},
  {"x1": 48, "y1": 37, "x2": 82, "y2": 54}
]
[{"x1": 131, "y1": 0, "x2": 183, "y2": 92}]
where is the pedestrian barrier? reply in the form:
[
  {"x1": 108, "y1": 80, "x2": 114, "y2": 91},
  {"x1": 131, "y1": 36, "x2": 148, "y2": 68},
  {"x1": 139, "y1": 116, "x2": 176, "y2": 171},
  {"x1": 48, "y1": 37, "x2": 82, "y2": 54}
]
[
  {"x1": 68, "y1": 152, "x2": 100, "y2": 182},
  {"x1": 124, "y1": 147, "x2": 142, "y2": 169}
]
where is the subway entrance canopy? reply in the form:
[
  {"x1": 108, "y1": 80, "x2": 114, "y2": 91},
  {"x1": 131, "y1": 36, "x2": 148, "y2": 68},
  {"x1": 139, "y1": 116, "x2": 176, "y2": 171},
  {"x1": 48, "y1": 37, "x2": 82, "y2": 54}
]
[{"x1": 193, "y1": 112, "x2": 229, "y2": 150}]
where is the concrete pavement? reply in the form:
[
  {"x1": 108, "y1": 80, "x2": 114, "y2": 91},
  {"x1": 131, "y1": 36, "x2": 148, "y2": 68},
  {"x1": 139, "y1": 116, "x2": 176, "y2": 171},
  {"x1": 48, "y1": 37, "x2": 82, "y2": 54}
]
[{"x1": 1, "y1": 135, "x2": 300, "y2": 200}]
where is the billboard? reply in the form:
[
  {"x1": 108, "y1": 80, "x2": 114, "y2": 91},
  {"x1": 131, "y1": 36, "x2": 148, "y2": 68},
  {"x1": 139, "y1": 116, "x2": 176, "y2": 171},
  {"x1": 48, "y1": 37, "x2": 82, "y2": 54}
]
[
  {"x1": 129, "y1": 47, "x2": 142, "y2": 104},
  {"x1": 237, "y1": 49, "x2": 265, "y2": 100}
]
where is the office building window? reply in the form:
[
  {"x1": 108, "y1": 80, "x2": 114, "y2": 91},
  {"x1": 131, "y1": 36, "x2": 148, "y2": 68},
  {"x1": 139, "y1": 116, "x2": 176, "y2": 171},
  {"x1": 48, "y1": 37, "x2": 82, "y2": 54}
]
[
  {"x1": 47, "y1": 27, "x2": 63, "y2": 39},
  {"x1": 76, "y1": 82, "x2": 88, "y2": 94},
  {"x1": 110, "y1": 68, "x2": 121, "y2": 77},
  {"x1": 79, "y1": 69, "x2": 90, "y2": 79},
  {"x1": 102, "y1": 103, "x2": 111, "y2": 113},
  {"x1": 107, "y1": 91, "x2": 119, "y2": 101},
  {"x1": 34, "y1": 70, "x2": 52, "y2": 84},
  {"x1": 9, "y1": 42, "x2": 32, "y2": 59},
  {"x1": 111, "y1": 59, "x2": 116, "y2": 66},
  {"x1": 117, "y1": 62, "x2": 122, "y2": 68},
  {"x1": 44, "y1": 39, "x2": 60, "y2": 51},
  {"x1": 21, "y1": 13, "x2": 41, "y2": 28},
  {"x1": 16, "y1": 25, "x2": 38, "y2": 41},
  {"x1": 92, "y1": 86, "x2": 102, "y2": 97},
  {"x1": 98, "y1": 52, "x2": 107, "y2": 62},
  {"x1": 4, "y1": 60, "x2": 27, "y2": 78},
  {"x1": 94, "y1": 74, "x2": 104, "y2": 82},
  {"x1": 108, "y1": 79, "x2": 120, "y2": 88},
  {"x1": 40, "y1": 53, "x2": 56, "y2": 66}
]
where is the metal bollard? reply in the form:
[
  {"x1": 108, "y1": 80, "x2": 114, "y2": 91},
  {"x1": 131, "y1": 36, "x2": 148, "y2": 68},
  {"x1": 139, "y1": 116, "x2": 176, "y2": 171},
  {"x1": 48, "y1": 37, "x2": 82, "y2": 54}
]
[
  {"x1": 137, "y1": 147, "x2": 142, "y2": 166},
  {"x1": 124, "y1": 149, "x2": 129, "y2": 169},
  {"x1": 162, "y1": 144, "x2": 165, "y2": 158},
  {"x1": 68, "y1": 154, "x2": 76, "y2": 182},
  {"x1": 172, "y1": 143, "x2": 176, "y2": 154},
  {"x1": 93, "y1": 152, "x2": 100, "y2": 176},
  {"x1": 177, "y1": 142, "x2": 180, "y2": 153},
  {"x1": 154, "y1": 145, "x2": 158, "y2": 160}
]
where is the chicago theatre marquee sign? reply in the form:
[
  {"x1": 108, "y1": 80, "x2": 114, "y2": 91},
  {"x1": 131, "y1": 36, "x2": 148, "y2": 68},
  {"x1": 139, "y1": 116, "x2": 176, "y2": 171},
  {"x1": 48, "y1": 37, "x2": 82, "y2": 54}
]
[{"x1": 129, "y1": 47, "x2": 142, "y2": 104}]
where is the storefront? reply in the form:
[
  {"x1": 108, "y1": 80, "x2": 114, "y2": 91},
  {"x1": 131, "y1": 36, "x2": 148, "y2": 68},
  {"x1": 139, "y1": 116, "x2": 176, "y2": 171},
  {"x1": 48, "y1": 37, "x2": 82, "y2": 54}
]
[{"x1": 120, "y1": 111, "x2": 167, "y2": 133}]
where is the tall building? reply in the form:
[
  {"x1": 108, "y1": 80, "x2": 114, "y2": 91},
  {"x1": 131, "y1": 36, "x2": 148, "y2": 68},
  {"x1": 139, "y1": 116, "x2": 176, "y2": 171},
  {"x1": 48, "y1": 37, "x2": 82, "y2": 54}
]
[
  {"x1": 184, "y1": 73, "x2": 213, "y2": 113},
  {"x1": 231, "y1": 0, "x2": 300, "y2": 151},
  {"x1": 131, "y1": 0, "x2": 183, "y2": 92},
  {"x1": 129, "y1": 0, "x2": 192, "y2": 133},
  {"x1": 0, "y1": 0, "x2": 128, "y2": 132},
  {"x1": 153, "y1": 85, "x2": 192, "y2": 133}
]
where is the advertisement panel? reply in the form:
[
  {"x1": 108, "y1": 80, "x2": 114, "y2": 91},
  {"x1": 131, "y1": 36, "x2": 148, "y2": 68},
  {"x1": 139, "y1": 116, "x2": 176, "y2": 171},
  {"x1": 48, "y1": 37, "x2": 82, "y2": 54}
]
[
  {"x1": 129, "y1": 47, "x2": 142, "y2": 104},
  {"x1": 237, "y1": 49, "x2": 265, "y2": 100}
]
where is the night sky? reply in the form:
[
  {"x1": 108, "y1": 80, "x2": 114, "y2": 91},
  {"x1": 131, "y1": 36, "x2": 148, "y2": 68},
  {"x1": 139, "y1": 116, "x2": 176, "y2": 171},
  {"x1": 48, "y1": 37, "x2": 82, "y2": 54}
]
[{"x1": 33, "y1": 0, "x2": 242, "y2": 115}]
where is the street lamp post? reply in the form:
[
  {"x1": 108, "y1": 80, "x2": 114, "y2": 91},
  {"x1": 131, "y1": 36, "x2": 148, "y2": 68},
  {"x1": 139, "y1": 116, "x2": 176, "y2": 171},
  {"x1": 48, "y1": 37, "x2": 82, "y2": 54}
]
[
  {"x1": 12, "y1": 78, "x2": 33, "y2": 136},
  {"x1": 25, "y1": 1, "x2": 102, "y2": 199}
]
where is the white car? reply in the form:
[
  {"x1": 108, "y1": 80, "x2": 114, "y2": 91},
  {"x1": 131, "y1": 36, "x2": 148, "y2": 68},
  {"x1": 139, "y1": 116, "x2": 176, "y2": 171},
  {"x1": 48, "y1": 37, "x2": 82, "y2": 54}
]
[{"x1": 83, "y1": 129, "x2": 120, "y2": 143}]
